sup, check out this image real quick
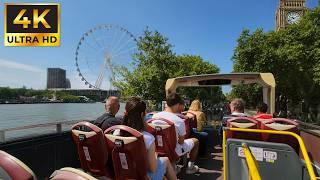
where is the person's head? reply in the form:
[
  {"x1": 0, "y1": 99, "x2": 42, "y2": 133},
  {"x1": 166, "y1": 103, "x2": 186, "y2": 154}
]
[
  {"x1": 166, "y1": 93, "x2": 184, "y2": 113},
  {"x1": 178, "y1": 100, "x2": 185, "y2": 113},
  {"x1": 189, "y1": 100, "x2": 202, "y2": 112},
  {"x1": 123, "y1": 97, "x2": 147, "y2": 132},
  {"x1": 256, "y1": 102, "x2": 268, "y2": 114},
  {"x1": 105, "y1": 96, "x2": 120, "y2": 115},
  {"x1": 230, "y1": 98, "x2": 245, "y2": 113}
]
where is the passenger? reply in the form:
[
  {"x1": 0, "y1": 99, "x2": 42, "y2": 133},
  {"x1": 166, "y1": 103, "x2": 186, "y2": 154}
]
[
  {"x1": 229, "y1": 98, "x2": 247, "y2": 117},
  {"x1": 253, "y1": 102, "x2": 272, "y2": 119},
  {"x1": 93, "y1": 96, "x2": 122, "y2": 131},
  {"x1": 187, "y1": 100, "x2": 209, "y2": 157},
  {"x1": 123, "y1": 97, "x2": 177, "y2": 180},
  {"x1": 256, "y1": 102, "x2": 268, "y2": 114},
  {"x1": 153, "y1": 93, "x2": 200, "y2": 174},
  {"x1": 188, "y1": 100, "x2": 207, "y2": 132},
  {"x1": 218, "y1": 98, "x2": 247, "y2": 145}
]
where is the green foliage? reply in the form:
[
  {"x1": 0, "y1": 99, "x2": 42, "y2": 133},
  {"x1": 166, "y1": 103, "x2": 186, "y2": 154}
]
[
  {"x1": 0, "y1": 87, "x2": 82, "y2": 103},
  {"x1": 174, "y1": 55, "x2": 223, "y2": 103},
  {"x1": 232, "y1": 6, "x2": 320, "y2": 108},
  {"x1": 114, "y1": 29, "x2": 176, "y2": 103},
  {"x1": 114, "y1": 29, "x2": 223, "y2": 104},
  {"x1": 58, "y1": 94, "x2": 81, "y2": 103}
]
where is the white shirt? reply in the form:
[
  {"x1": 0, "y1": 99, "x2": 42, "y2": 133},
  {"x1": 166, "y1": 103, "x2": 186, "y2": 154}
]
[
  {"x1": 153, "y1": 111, "x2": 186, "y2": 137},
  {"x1": 153, "y1": 111, "x2": 194, "y2": 156}
]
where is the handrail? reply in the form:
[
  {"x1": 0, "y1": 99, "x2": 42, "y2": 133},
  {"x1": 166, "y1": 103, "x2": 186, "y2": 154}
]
[
  {"x1": 223, "y1": 127, "x2": 318, "y2": 180},
  {"x1": 296, "y1": 120, "x2": 320, "y2": 130},
  {"x1": 242, "y1": 143, "x2": 262, "y2": 180},
  {"x1": 0, "y1": 119, "x2": 92, "y2": 143}
]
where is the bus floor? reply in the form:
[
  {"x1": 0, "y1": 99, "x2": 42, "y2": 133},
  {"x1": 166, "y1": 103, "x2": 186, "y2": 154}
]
[{"x1": 177, "y1": 128, "x2": 223, "y2": 180}]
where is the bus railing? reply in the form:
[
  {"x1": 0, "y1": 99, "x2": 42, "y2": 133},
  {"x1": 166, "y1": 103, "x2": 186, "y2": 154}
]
[
  {"x1": 222, "y1": 127, "x2": 318, "y2": 180},
  {"x1": 0, "y1": 119, "x2": 92, "y2": 143}
]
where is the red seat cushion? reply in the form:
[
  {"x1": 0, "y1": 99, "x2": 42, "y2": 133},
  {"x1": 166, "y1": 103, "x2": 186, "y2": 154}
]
[
  {"x1": 226, "y1": 117, "x2": 261, "y2": 140},
  {"x1": 261, "y1": 118, "x2": 299, "y2": 152},
  {"x1": 105, "y1": 125, "x2": 149, "y2": 180},
  {"x1": 0, "y1": 150, "x2": 36, "y2": 180},
  {"x1": 183, "y1": 111, "x2": 197, "y2": 130},
  {"x1": 146, "y1": 118, "x2": 180, "y2": 162},
  {"x1": 71, "y1": 121, "x2": 109, "y2": 177},
  {"x1": 176, "y1": 114, "x2": 191, "y2": 138}
]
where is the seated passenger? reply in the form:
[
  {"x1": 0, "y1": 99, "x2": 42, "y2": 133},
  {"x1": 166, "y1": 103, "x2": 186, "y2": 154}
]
[
  {"x1": 123, "y1": 97, "x2": 177, "y2": 180},
  {"x1": 218, "y1": 98, "x2": 247, "y2": 145},
  {"x1": 153, "y1": 93, "x2": 200, "y2": 174},
  {"x1": 187, "y1": 100, "x2": 208, "y2": 157},
  {"x1": 93, "y1": 96, "x2": 122, "y2": 131},
  {"x1": 253, "y1": 102, "x2": 272, "y2": 119},
  {"x1": 230, "y1": 98, "x2": 247, "y2": 117}
]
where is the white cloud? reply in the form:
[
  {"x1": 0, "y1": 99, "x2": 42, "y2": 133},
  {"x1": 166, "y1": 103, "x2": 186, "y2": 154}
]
[
  {"x1": 0, "y1": 59, "x2": 112, "y2": 90},
  {"x1": 0, "y1": 59, "x2": 46, "y2": 89},
  {"x1": 0, "y1": 59, "x2": 45, "y2": 73}
]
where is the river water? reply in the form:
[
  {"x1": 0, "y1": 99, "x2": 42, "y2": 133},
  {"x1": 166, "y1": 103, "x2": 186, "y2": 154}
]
[{"x1": 0, "y1": 103, "x2": 126, "y2": 141}]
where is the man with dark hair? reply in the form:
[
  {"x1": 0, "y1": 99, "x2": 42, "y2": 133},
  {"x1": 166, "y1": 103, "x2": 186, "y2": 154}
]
[
  {"x1": 153, "y1": 93, "x2": 200, "y2": 174},
  {"x1": 93, "y1": 96, "x2": 122, "y2": 131},
  {"x1": 256, "y1": 102, "x2": 268, "y2": 114},
  {"x1": 254, "y1": 102, "x2": 272, "y2": 119}
]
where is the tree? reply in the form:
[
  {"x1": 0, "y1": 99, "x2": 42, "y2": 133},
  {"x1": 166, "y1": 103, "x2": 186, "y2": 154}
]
[
  {"x1": 114, "y1": 29, "x2": 176, "y2": 103},
  {"x1": 114, "y1": 29, "x2": 223, "y2": 105},
  {"x1": 174, "y1": 55, "x2": 223, "y2": 103},
  {"x1": 232, "y1": 6, "x2": 320, "y2": 112}
]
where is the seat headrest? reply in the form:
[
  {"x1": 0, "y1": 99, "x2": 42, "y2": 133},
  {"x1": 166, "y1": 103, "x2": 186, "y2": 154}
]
[
  {"x1": 72, "y1": 129, "x2": 98, "y2": 138},
  {"x1": 266, "y1": 123, "x2": 296, "y2": 131},
  {"x1": 151, "y1": 119, "x2": 169, "y2": 125},
  {"x1": 105, "y1": 134, "x2": 138, "y2": 145},
  {"x1": 72, "y1": 122, "x2": 102, "y2": 133},
  {"x1": 148, "y1": 123, "x2": 171, "y2": 130},
  {"x1": 50, "y1": 167, "x2": 97, "y2": 180},
  {"x1": 0, "y1": 151, "x2": 36, "y2": 180},
  {"x1": 230, "y1": 122, "x2": 256, "y2": 128}
]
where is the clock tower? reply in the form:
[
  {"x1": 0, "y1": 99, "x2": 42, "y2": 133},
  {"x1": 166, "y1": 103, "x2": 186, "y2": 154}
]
[{"x1": 275, "y1": 0, "x2": 306, "y2": 30}]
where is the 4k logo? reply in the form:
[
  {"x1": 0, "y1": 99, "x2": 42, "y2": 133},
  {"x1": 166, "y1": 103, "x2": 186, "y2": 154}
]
[{"x1": 4, "y1": 3, "x2": 60, "y2": 46}]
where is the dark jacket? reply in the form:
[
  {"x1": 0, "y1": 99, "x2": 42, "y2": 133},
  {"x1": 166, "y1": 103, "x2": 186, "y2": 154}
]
[{"x1": 93, "y1": 112, "x2": 122, "y2": 131}]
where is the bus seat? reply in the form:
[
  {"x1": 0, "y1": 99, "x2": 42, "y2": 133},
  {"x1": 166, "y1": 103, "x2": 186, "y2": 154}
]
[
  {"x1": 226, "y1": 117, "x2": 261, "y2": 140},
  {"x1": 50, "y1": 167, "x2": 98, "y2": 180},
  {"x1": 176, "y1": 114, "x2": 191, "y2": 138},
  {"x1": 0, "y1": 150, "x2": 36, "y2": 180},
  {"x1": 71, "y1": 122, "x2": 109, "y2": 177},
  {"x1": 104, "y1": 125, "x2": 149, "y2": 180},
  {"x1": 146, "y1": 118, "x2": 180, "y2": 162},
  {"x1": 226, "y1": 138, "x2": 304, "y2": 180},
  {"x1": 261, "y1": 118, "x2": 299, "y2": 152},
  {"x1": 183, "y1": 111, "x2": 197, "y2": 130}
]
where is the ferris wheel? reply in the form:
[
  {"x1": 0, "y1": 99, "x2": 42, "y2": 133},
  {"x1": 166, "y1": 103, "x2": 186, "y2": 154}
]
[{"x1": 75, "y1": 24, "x2": 137, "y2": 90}]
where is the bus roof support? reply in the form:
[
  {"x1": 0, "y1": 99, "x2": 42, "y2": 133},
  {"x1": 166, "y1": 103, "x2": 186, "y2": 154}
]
[{"x1": 165, "y1": 73, "x2": 276, "y2": 114}]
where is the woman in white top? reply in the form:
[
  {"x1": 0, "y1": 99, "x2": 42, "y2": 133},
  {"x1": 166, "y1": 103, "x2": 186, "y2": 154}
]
[{"x1": 123, "y1": 97, "x2": 177, "y2": 180}]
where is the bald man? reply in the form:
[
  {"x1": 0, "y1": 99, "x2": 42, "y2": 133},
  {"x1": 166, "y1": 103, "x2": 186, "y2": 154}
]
[{"x1": 94, "y1": 96, "x2": 122, "y2": 131}]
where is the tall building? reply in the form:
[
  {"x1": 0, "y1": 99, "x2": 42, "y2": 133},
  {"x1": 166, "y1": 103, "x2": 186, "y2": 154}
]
[
  {"x1": 66, "y1": 78, "x2": 71, "y2": 89},
  {"x1": 47, "y1": 68, "x2": 67, "y2": 89},
  {"x1": 276, "y1": 0, "x2": 306, "y2": 31}
]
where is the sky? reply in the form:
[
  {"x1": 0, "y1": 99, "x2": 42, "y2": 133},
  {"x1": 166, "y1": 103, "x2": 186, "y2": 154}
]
[{"x1": 0, "y1": 0, "x2": 318, "y2": 90}]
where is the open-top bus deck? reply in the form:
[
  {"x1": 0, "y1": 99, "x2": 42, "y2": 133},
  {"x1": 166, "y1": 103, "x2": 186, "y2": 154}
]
[{"x1": 0, "y1": 73, "x2": 320, "y2": 180}]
